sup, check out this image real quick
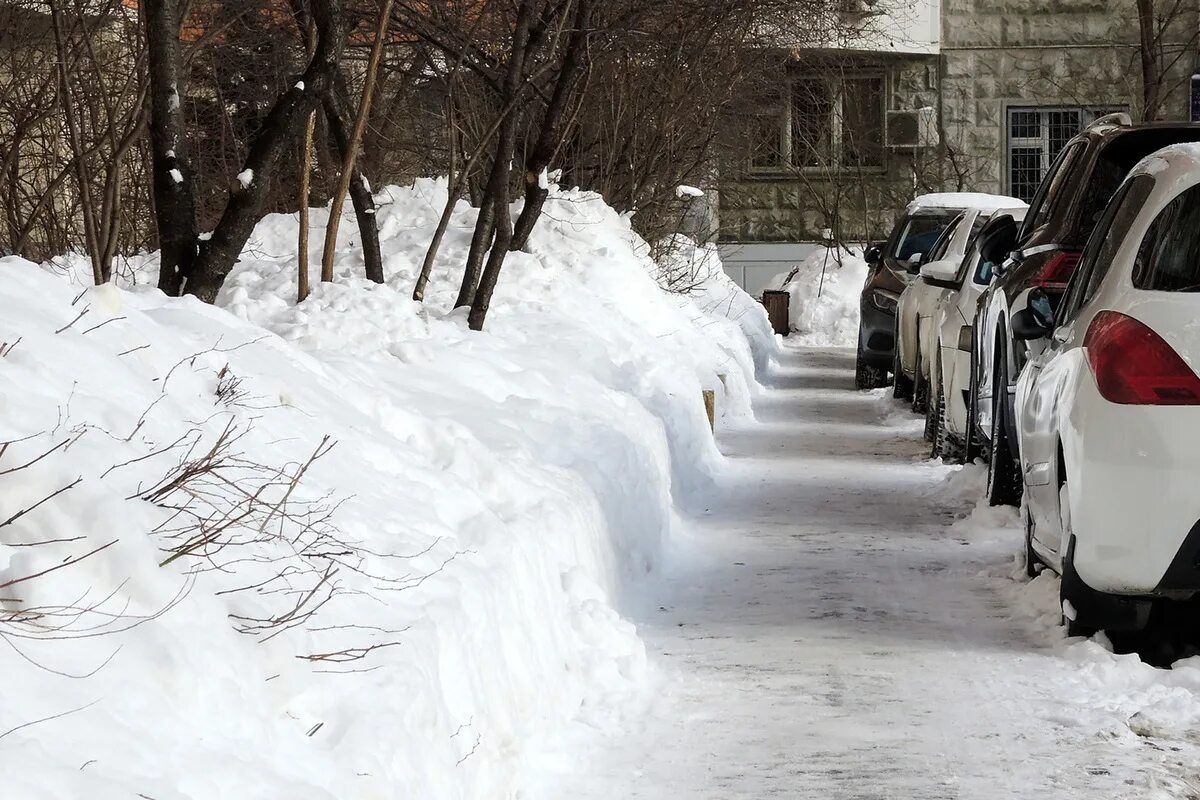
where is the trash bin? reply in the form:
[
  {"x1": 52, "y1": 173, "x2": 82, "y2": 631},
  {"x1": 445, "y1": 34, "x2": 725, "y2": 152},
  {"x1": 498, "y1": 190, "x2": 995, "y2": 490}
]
[{"x1": 761, "y1": 290, "x2": 790, "y2": 336}]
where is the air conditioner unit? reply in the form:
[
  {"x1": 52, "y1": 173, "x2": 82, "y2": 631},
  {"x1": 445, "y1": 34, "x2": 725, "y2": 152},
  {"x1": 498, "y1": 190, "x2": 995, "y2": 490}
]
[{"x1": 887, "y1": 107, "x2": 938, "y2": 150}]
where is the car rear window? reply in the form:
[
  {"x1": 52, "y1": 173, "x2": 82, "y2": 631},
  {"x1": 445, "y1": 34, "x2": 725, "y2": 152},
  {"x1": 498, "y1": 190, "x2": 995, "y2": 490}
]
[
  {"x1": 1071, "y1": 127, "x2": 1200, "y2": 247},
  {"x1": 892, "y1": 213, "x2": 957, "y2": 261},
  {"x1": 1133, "y1": 182, "x2": 1200, "y2": 292}
]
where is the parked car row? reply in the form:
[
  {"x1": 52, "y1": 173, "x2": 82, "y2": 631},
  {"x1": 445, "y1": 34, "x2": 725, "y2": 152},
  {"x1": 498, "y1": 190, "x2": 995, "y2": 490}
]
[{"x1": 856, "y1": 112, "x2": 1200, "y2": 636}]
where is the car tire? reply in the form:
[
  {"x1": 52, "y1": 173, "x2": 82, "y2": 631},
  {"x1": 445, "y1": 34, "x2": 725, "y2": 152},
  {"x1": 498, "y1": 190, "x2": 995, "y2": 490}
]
[
  {"x1": 1023, "y1": 509, "x2": 1043, "y2": 579},
  {"x1": 911, "y1": 363, "x2": 929, "y2": 415},
  {"x1": 986, "y1": 344, "x2": 1022, "y2": 507},
  {"x1": 892, "y1": 348, "x2": 913, "y2": 400},
  {"x1": 932, "y1": 370, "x2": 963, "y2": 463},
  {"x1": 855, "y1": 344, "x2": 888, "y2": 390},
  {"x1": 964, "y1": 346, "x2": 983, "y2": 464}
]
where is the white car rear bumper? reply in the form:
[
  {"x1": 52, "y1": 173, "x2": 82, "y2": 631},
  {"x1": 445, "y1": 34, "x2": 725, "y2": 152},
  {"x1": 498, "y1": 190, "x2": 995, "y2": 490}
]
[{"x1": 1067, "y1": 378, "x2": 1200, "y2": 596}]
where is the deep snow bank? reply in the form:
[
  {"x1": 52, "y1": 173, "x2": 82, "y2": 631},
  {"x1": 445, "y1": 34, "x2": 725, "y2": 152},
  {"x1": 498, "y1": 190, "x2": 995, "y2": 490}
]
[
  {"x1": 0, "y1": 181, "x2": 777, "y2": 799},
  {"x1": 771, "y1": 246, "x2": 868, "y2": 347}
]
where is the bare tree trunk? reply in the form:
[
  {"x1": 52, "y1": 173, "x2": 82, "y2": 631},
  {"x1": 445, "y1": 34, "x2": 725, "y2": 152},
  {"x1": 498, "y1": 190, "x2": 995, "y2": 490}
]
[
  {"x1": 510, "y1": 0, "x2": 594, "y2": 253},
  {"x1": 49, "y1": 2, "x2": 104, "y2": 284},
  {"x1": 184, "y1": 0, "x2": 345, "y2": 304},
  {"x1": 321, "y1": 0, "x2": 394, "y2": 284},
  {"x1": 299, "y1": 110, "x2": 316, "y2": 302},
  {"x1": 322, "y1": 88, "x2": 384, "y2": 284},
  {"x1": 144, "y1": 0, "x2": 199, "y2": 295},
  {"x1": 455, "y1": 0, "x2": 536, "y2": 310},
  {"x1": 1137, "y1": 0, "x2": 1162, "y2": 121},
  {"x1": 413, "y1": 91, "x2": 460, "y2": 302}
]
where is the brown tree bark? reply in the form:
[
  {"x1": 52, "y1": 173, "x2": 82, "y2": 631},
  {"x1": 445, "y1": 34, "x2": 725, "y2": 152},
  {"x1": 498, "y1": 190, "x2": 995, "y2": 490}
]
[
  {"x1": 322, "y1": 86, "x2": 385, "y2": 284},
  {"x1": 1137, "y1": 0, "x2": 1162, "y2": 121},
  {"x1": 510, "y1": 0, "x2": 594, "y2": 253},
  {"x1": 184, "y1": 0, "x2": 346, "y2": 304},
  {"x1": 455, "y1": 0, "x2": 537, "y2": 311},
  {"x1": 144, "y1": 0, "x2": 199, "y2": 295},
  {"x1": 299, "y1": 110, "x2": 316, "y2": 303},
  {"x1": 320, "y1": 0, "x2": 395, "y2": 284}
]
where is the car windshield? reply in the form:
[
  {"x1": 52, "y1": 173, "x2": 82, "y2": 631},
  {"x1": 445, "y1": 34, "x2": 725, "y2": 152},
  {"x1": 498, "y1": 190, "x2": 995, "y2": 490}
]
[{"x1": 893, "y1": 212, "x2": 958, "y2": 262}]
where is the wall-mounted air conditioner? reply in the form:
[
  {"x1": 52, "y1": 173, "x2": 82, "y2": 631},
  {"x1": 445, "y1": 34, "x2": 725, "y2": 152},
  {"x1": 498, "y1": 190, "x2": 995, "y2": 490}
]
[{"x1": 886, "y1": 107, "x2": 938, "y2": 150}]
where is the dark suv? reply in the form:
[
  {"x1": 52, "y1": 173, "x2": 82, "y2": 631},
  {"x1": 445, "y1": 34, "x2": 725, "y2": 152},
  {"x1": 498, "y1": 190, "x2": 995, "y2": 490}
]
[
  {"x1": 973, "y1": 113, "x2": 1200, "y2": 506},
  {"x1": 856, "y1": 202, "x2": 961, "y2": 389}
]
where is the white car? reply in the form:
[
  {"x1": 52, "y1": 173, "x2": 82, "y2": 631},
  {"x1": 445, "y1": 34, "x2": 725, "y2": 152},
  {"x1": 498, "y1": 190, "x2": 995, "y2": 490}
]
[
  {"x1": 895, "y1": 195, "x2": 1025, "y2": 415},
  {"x1": 926, "y1": 206, "x2": 1028, "y2": 461},
  {"x1": 1013, "y1": 144, "x2": 1200, "y2": 636}
]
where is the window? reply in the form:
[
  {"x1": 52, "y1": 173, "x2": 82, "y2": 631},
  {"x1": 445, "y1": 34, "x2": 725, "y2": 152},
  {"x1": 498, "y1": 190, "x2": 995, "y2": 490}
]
[
  {"x1": 893, "y1": 212, "x2": 958, "y2": 262},
  {"x1": 1021, "y1": 143, "x2": 1082, "y2": 238},
  {"x1": 1060, "y1": 175, "x2": 1155, "y2": 322},
  {"x1": 748, "y1": 113, "x2": 785, "y2": 170},
  {"x1": 1134, "y1": 182, "x2": 1200, "y2": 292},
  {"x1": 749, "y1": 73, "x2": 886, "y2": 171},
  {"x1": 926, "y1": 214, "x2": 965, "y2": 263},
  {"x1": 792, "y1": 78, "x2": 834, "y2": 167},
  {"x1": 1006, "y1": 107, "x2": 1120, "y2": 203}
]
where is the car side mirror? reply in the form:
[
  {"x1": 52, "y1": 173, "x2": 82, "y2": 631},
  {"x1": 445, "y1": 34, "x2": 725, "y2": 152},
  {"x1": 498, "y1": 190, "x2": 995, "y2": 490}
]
[
  {"x1": 920, "y1": 259, "x2": 958, "y2": 284},
  {"x1": 979, "y1": 214, "x2": 1018, "y2": 266},
  {"x1": 905, "y1": 253, "x2": 924, "y2": 273},
  {"x1": 864, "y1": 244, "x2": 883, "y2": 265},
  {"x1": 1011, "y1": 289, "x2": 1055, "y2": 341}
]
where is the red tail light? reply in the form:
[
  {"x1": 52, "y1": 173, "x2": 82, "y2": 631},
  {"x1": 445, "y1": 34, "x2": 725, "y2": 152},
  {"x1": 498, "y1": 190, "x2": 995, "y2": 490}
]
[
  {"x1": 1031, "y1": 251, "x2": 1081, "y2": 290},
  {"x1": 1084, "y1": 311, "x2": 1200, "y2": 405}
]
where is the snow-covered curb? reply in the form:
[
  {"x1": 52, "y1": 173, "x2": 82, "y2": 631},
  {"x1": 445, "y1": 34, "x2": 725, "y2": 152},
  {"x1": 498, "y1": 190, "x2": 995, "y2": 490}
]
[{"x1": 0, "y1": 181, "x2": 779, "y2": 798}]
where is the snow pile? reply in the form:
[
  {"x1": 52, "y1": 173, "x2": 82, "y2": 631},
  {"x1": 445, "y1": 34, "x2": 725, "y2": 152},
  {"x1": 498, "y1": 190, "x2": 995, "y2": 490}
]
[
  {"x1": 906, "y1": 192, "x2": 1026, "y2": 215},
  {"x1": 654, "y1": 234, "x2": 780, "y2": 376},
  {"x1": 771, "y1": 246, "x2": 868, "y2": 347},
  {"x1": 0, "y1": 180, "x2": 770, "y2": 798}
]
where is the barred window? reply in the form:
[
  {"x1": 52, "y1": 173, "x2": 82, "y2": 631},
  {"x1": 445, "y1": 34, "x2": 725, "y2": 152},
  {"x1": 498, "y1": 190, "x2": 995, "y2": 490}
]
[{"x1": 1006, "y1": 107, "x2": 1120, "y2": 203}]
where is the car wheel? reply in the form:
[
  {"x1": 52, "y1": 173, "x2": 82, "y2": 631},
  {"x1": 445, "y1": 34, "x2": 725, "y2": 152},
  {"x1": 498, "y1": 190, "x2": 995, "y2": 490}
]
[
  {"x1": 986, "y1": 346, "x2": 1022, "y2": 507},
  {"x1": 932, "y1": 370, "x2": 963, "y2": 463},
  {"x1": 964, "y1": 346, "x2": 984, "y2": 464},
  {"x1": 911, "y1": 362, "x2": 929, "y2": 415},
  {"x1": 924, "y1": 384, "x2": 937, "y2": 444},
  {"x1": 855, "y1": 345, "x2": 888, "y2": 390},
  {"x1": 1023, "y1": 508, "x2": 1043, "y2": 579},
  {"x1": 892, "y1": 347, "x2": 913, "y2": 400}
]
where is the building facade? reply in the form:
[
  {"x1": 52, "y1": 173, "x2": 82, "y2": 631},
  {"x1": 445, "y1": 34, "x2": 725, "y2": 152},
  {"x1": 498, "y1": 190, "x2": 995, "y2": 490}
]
[{"x1": 718, "y1": 0, "x2": 1199, "y2": 292}]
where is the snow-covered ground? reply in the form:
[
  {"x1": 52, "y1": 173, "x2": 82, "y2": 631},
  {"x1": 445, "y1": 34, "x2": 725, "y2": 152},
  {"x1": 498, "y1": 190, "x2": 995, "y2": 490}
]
[
  {"x1": 528, "y1": 345, "x2": 1200, "y2": 799},
  {"x1": 0, "y1": 182, "x2": 778, "y2": 799}
]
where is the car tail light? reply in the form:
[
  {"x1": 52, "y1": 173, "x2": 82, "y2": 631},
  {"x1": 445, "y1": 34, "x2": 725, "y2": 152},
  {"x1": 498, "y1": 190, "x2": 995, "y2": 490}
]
[
  {"x1": 1084, "y1": 311, "x2": 1200, "y2": 405},
  {"x1": 1031, "y1": 251, "x2": 1081, "y2": 290}
]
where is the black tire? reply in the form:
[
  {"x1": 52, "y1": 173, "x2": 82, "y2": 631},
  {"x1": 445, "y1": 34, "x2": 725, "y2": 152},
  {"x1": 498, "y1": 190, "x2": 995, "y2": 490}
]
[
  {"x1": 1023, "y1": 510, "x2": 1043, "y2": 579},
  {"x1": 923, "y1": 374, "x2": 937, "y2": 443},
  {"x1": 986, "y1": 343, "x2": 1022, "y2": 507},
  {"x1": 911, "y1": 365, "x2": 929, "y2": 415},
  {"x1": 855, "y1": 345, "x2": 888, "y2": 390},
  {"x1": 932, "y1": 370, "x2": 963, "y2": 463},
  {"x1": 892, "y1": 347, "x2": 913, "y2": 400},
  {"x1": 964, "y1": 346, "x2": 983, "y2": 464}
]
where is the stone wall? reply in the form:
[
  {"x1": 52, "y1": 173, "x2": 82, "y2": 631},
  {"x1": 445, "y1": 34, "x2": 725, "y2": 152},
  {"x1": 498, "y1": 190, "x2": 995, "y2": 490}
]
[
  {"x1": 720, "y1": 0, "x2": 1199, "y2": 244},
  {"x1": 718, "y1": 56, "x2": 940, "y2": 243},
  {"x1": 942, "y1": 0, "x2": 1197, "y2": 194}
]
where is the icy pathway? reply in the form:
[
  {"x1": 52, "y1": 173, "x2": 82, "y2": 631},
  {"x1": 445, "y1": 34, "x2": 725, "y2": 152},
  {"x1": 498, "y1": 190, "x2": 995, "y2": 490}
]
[{"x1": 528, "y1": 344, "x2": 1197, "y2": 799}]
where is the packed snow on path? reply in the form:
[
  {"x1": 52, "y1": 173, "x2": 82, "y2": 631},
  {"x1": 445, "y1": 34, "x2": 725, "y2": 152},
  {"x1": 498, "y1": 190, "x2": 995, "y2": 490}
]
[
  {"x1": 0, "y1": 181, "x2": 778, "y2": 799},
  {"x1": 527, "y1": 344, "x2": 1200, "y2": 799}
]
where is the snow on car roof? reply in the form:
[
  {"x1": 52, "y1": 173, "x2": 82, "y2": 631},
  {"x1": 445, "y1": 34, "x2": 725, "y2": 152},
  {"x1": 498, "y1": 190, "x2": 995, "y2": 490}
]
[{"x1": 906, "y1": 192, "x2": 1029, "y2": 215}]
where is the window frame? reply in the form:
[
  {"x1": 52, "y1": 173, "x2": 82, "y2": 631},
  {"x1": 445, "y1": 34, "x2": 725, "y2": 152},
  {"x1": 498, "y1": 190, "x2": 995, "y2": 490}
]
[
  {"x1": 1133, "y1": 180, "x2": 1200, "y2": 292},
  {"x1": 1058, "y1": 175, "x2": 1154, "y2": 324},
  {"x1": 1005, "y1": 106, "x2": 1124, "y2": 204},
  {"x1": 747, "y1": 71, "x2": 888, "y2": 175}
]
